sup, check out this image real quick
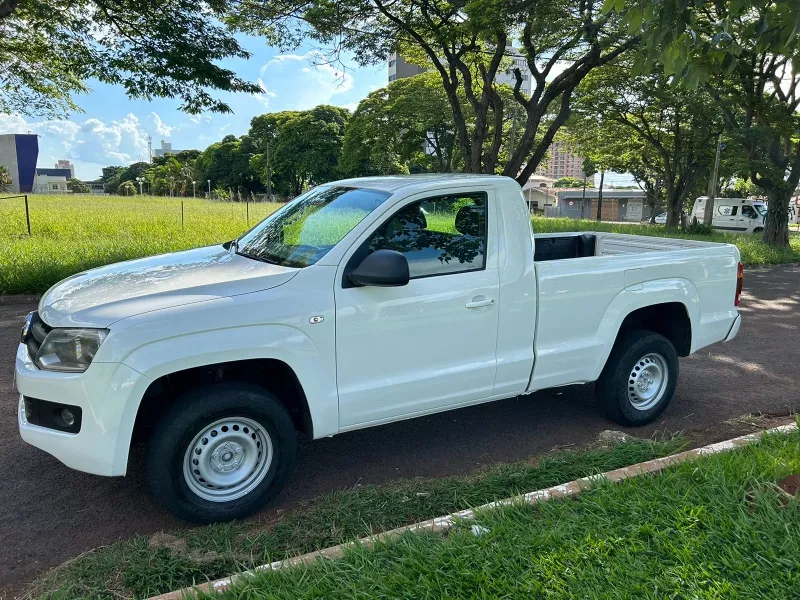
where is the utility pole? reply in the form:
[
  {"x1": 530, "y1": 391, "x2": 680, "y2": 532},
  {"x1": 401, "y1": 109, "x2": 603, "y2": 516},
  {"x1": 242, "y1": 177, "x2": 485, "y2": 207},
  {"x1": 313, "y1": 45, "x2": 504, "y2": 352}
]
[
  {"x1": 703, "y1": 134, "x2": 723, "y2": 226},
  {"x1": 265, "y1": 142, "x2": 272, "y2": 199}
]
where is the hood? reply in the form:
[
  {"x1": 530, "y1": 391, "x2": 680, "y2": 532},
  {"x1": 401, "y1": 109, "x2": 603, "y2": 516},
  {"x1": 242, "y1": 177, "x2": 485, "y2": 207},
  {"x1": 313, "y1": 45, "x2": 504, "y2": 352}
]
[{"x1": 39, "y1": 245, "x2": 299, "y2": 328}]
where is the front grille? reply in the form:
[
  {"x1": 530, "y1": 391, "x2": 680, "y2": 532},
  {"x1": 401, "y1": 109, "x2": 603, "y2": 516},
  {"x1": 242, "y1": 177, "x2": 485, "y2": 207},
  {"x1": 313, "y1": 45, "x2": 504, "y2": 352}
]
[{"x1": 24, "y1": 311, "x2": 51, "y2": 363}]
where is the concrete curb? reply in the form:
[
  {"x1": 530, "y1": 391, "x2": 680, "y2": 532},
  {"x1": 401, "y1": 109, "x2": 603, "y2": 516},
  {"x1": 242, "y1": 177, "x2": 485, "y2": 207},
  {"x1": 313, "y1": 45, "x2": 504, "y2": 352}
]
[{"x1": 149, "y1": 421, "x2": 798, "y2": 600}]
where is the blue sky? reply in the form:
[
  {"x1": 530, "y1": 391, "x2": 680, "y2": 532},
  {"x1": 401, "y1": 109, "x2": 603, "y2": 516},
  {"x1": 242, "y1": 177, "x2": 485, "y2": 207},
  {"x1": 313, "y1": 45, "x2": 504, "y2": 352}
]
[{"x1": 0, "y1": 34, "x2": 387, "y2": 180}]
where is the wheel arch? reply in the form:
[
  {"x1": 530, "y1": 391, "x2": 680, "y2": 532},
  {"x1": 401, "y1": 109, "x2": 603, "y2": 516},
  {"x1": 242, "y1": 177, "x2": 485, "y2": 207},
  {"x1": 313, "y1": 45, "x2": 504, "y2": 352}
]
[{"x1": 592, "y1": 279, "x2": 699, "y2": 380}]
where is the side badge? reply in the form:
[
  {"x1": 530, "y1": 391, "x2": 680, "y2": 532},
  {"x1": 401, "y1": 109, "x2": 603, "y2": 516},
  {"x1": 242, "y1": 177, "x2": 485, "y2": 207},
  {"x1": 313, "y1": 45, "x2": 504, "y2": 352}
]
[{"x1": 309, "y1": 315, "x2": 324, "y2": 324}]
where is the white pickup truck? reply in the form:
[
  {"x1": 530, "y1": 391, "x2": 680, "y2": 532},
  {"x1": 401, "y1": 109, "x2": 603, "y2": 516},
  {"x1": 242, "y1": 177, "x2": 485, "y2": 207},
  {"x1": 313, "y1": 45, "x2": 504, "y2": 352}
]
[{"x1": 15, "y1": 175, "x2": 743, "y2": 522}]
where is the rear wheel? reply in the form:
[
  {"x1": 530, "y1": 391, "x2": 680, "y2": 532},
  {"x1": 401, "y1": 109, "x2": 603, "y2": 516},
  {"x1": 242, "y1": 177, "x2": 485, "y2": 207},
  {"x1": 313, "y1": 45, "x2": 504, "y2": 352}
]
[
  {"x1": 595, "y1": 330, "x2": 678, "y2": 426},
  {"x1": 146, "y1": 382, "x2": 296, "y2": 523}
]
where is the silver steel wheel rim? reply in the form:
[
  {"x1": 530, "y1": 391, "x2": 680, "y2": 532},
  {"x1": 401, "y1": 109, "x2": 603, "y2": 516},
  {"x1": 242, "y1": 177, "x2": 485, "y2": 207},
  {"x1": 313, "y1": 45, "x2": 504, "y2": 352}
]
[
  {"x1": 182, "y1": 417, "x2": 273, "y2": 503},
  {"x1": 627, "y1": 353, "x2": 669, "y2": 411}
]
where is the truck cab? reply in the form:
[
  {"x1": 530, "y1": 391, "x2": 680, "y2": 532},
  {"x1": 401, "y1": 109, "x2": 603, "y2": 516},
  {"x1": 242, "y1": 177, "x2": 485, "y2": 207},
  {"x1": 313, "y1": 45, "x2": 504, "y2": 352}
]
[
  {"x1": 691, "y1": 196, "x2": 767, "y2": 234},
  {"x1": 15, "y1": 175, "x2": 742, "y2": 523}
]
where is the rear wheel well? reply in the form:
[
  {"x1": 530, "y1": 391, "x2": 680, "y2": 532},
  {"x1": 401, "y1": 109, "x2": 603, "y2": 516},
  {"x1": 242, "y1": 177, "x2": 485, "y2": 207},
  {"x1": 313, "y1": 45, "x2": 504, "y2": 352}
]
[
  {"x1": 132, "y1": 359, "x2": 312, "y2": 445},
  {"x1": 615, "y1": 302, "x2": 692, "y2": 357}
]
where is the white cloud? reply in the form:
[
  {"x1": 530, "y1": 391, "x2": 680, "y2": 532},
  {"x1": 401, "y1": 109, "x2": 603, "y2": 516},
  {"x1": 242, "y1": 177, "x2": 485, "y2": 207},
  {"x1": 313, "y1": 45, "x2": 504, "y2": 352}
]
[
  {"x1": 258, "y1": 51, "x2": 355, "y2": 110},
  {"x1": 337, "y1": 101, "x2": 359, "y2": 112},
  {"x1": 253, "y1": 78, "x2": 277, "y2": 108},
  {"x1": 148, "y1": 112, "x2": 173, "y2": 137},
  {"x1": 0, "y1": 112, "x2": 154, "y2": 175},
  {"x1": 188, "y1": 114, "x2": 212, "y2": 125}
]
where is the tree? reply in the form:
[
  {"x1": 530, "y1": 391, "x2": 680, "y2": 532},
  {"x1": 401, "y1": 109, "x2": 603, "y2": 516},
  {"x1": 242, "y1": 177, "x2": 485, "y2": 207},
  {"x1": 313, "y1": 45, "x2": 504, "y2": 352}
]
[
  {"x1": 0, "y1": 164, "x2": 11, "y2": 192},
  {"x1": 607, "y1": 0, "x2": 800, "y2": 245},
  {"x1": 229, "y1": 0, "x2": 636, "y2": 184},
  {"x1": 342, "y1": 72, "x2": 461, "y2": 175},
  {"x1": 67, "y1": 178, "x2": 90, "y2": 193},
  {"x1": 0, "y1": 0, "x2": 259, "y2": 118},
  {"x1": 248, "y1": 106, "x2": 349, "y2": 196},
  {"x1": 195, "y1": 136, "x2": 262, "y2": 199},
  {"x1": 568, "y1": 63, "x2": 722, "y2": 227},
  {"x1": 553, "y1": 176, "x2": 592, "y2": 188},
  {"x1": 117, "y1": 181, "x2": 137, "y2": 196}
]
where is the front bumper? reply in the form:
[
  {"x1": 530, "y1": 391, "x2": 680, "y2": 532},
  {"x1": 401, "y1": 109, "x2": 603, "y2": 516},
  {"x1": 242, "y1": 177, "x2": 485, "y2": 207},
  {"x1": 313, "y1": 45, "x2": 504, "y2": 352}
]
[{"x1": 15, "y1": 343, "x2": 151, "y2": 476}]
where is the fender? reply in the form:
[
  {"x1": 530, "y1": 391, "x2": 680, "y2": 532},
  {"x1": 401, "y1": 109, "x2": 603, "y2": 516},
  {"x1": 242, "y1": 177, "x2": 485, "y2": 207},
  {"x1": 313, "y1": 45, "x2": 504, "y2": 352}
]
[
  {"x1": 111, "y1": 324, "x2": 339, "y2": 475},
  {"x1": 590, "y1": 278, "x2": 700, "y2": 381}
]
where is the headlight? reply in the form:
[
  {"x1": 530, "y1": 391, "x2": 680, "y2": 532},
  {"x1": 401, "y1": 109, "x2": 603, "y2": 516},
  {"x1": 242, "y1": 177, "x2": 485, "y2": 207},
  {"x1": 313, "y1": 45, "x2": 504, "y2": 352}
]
[{"x1": 35, "y1": 328, "x2": 109, "y2": 373}]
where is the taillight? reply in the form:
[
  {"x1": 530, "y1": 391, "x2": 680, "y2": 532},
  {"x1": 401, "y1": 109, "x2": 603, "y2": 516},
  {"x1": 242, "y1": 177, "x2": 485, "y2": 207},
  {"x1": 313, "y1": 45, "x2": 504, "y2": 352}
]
[{"x1": 735, "y1": 262, "x2": 744, "y2": 306}]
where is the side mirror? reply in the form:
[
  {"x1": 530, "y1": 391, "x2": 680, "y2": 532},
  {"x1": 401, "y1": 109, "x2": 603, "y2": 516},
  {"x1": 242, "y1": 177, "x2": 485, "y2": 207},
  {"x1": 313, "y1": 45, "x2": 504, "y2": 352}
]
[{"x1": 348, "y1": 249, "x2": 409, "y2": 287}]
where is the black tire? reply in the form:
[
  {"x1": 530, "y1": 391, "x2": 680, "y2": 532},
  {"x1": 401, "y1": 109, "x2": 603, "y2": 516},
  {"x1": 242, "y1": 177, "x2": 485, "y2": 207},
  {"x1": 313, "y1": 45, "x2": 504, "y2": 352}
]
[
  {"x1": 753, "y1": 227, "x2": 764, "y2": 234},
  {"x1": 595, "y1": 330, "x2": 678, "y2": 426},
  {"x1": 146, "y1": 382, "x2": 296, "y2": 523}
]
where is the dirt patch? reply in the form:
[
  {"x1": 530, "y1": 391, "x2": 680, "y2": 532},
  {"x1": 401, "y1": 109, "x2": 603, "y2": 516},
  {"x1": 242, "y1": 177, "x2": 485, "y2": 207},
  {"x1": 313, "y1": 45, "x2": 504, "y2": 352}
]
[{"x1": 778, "y1": 474, "x2": 800, "y2": 497}]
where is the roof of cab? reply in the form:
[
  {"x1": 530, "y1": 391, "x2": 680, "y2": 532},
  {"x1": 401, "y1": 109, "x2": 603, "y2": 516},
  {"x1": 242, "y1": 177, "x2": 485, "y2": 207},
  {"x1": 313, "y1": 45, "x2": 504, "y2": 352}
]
[{"x1": 332, "y1": 174, "x2": 519, "y2": 194}]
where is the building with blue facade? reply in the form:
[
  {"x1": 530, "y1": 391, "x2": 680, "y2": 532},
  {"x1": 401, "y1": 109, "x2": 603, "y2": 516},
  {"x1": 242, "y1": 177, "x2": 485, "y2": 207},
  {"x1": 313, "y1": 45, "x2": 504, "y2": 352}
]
[{"x1": 0, "y1": 133, "x2": 39, "y2": 193}]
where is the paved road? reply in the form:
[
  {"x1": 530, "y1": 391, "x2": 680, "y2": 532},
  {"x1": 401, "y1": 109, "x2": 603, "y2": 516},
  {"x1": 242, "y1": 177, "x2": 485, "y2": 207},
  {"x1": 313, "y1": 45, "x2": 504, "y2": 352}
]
[{"x1": 2, "y1": 265, "x2": 799, "y2": 595}]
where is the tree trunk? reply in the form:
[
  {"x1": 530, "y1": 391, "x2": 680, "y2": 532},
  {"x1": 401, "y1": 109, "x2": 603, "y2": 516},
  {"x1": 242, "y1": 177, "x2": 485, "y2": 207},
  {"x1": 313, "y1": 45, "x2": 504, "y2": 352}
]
[
  {"x1": 595, "y1": 171, "x2": 605, "y2": 221},
  {"x1": 762, "y1": 186, "x2": 791, "y2": 246}
]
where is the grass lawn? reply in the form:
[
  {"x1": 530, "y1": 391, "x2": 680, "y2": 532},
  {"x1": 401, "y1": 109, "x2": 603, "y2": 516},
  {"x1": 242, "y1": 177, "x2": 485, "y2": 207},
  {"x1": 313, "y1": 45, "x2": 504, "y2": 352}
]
[
  {"x1": 2, "y1": 194, "x2": 799, "y2": 295},
  {"x1": 28, "y1": 436, "x2": 684, "y2": 599},
  {"x1": 206, "y1": 427, "x2": 800, "y2": 600}
]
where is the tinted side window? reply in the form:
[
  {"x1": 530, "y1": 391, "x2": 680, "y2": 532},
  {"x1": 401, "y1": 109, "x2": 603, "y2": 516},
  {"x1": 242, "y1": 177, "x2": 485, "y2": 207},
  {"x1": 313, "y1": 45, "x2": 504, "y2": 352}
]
[
  {"x1": 367, "y1": 193, "x2": 487, "y2": 278},
  {"x1": 742, "y1": 206, "x2": 756, "y2": 218}
]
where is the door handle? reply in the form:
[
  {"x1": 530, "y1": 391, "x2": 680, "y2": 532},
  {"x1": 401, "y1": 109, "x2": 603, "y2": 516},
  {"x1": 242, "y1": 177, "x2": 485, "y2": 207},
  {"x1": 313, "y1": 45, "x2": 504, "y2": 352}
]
[{"x1": 465, "y1": 297, "x2": 495, "y2": 309}]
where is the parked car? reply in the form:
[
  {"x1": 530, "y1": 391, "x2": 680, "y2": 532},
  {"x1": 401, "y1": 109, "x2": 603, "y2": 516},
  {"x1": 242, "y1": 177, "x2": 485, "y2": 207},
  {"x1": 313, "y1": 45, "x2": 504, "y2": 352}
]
[
  {"x1": 654, "y1": 212, "x2": 667, "y2": 224},
  {"x1": 15, "y1": 175, "x2": 744, "y2": 522},
  {"x1": 690, "y1": 197, "x2": 767, "y2": 234}
]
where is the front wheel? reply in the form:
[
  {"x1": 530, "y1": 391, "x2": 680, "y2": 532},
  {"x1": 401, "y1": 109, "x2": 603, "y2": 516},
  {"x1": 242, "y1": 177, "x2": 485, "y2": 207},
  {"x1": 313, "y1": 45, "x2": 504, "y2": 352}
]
[
  {"x1": 146, "y1": 382, "x2": 297, "y2": 523},
  {"x1": 595, "y1": 330, "x2": 678, "y2": 426}
]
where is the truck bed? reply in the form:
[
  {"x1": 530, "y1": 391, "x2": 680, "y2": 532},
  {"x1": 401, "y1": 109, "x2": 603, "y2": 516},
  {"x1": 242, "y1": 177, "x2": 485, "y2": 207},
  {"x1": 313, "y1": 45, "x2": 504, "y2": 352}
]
[
  {"x1": 533, "y1": 231, "x2": 726, "y2": 262},
  {"x1": 529, "y1": 231, "x2": 740, "y2": 392}
]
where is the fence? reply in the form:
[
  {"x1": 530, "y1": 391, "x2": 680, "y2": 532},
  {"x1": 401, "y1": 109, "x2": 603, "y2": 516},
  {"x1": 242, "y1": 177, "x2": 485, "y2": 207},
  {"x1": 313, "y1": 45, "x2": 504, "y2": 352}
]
[
  {"x1": 0, "y1": 194, "x2": 286, "y2": 239},
  {"x1": 0, "y1": 195, "x2": 31, "y2": 235}
]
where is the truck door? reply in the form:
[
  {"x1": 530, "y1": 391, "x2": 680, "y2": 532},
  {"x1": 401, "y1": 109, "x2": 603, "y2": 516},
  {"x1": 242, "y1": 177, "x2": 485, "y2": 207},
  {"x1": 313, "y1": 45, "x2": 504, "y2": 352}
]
[
  {"x1": 714, "y1": 203, "x2": 739, "y2": 231},
  {"x1": 334, "y1": 191, "x2": 500, "y2": 428}
]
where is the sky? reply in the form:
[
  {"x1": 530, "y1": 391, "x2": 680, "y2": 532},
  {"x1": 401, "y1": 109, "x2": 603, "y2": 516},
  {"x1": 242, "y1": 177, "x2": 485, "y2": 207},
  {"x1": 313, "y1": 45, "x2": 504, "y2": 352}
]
[
  {"x1": 0, "y1": 34, "x2": 387, "y2": 180},
  {"x1": 0, "y1": 32, "x2": 633, "y2": 186}
]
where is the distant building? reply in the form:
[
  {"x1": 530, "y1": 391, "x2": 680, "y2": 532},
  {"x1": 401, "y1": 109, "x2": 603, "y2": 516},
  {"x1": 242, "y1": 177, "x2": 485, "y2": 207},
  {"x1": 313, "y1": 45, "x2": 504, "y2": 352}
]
[
  {"x1": 153, "y1": 139, "x2": 190, "y2": 158},
  {"x1": 88, "y1": 182, "x2": 106, "y2": 195},
  {"x1": 0, "y1": 133, "x2": 39, "y2": 193},
  {"x1": 549, "y1": 189, "x2": 648, "y2": 221},
  {"x1": 34, "y1": 168, "x2": 71, "y2": 194},
  {"x1": 388, "y1": 44, "x2": 532, "y2": 96},
  {"x1": 535, "y1": 141, "x2": 585, "y2": 180},
  {"x1": 55, "y1": 159, "x2": 75, "y2": 178}
]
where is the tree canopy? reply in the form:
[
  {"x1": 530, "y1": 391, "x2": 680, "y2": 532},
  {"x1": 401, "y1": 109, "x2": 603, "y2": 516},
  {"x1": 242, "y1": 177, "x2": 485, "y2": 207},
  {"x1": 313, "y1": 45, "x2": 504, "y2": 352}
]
[
  {"x1": 605, "y1": 0, "x2": 800, "y2": 243},
  {"x1": 0, "y1": 0, "x2": 259, "y2": 117},
  {"x1": 227, "y1": 0, "x2": 637, "y2": 184}
]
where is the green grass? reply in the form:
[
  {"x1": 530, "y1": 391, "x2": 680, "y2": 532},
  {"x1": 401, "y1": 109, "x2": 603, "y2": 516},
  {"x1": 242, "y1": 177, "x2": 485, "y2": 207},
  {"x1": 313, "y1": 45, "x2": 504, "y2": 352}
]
[
  {"x1": 1, "y1": 195, "x2": 798, "y2": 295},
  {"x1": 27, "y1": 435, "x2": 685, "y2": 599},
  {"x1": 207, "y1": 426, "x2": 800, "y2": 600}
]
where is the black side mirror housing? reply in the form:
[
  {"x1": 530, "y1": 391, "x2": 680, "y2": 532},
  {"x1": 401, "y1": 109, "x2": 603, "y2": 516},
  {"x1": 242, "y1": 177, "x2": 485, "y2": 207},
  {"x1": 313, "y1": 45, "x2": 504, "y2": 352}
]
[{"x1": 348, "y1": 249, "x2": 410, "y2": 287}]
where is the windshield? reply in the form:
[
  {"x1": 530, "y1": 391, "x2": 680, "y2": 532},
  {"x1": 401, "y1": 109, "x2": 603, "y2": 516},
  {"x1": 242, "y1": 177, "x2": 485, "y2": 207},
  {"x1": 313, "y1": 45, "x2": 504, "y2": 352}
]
[
  {"x1": 753, "y1": 203, "x2": 767, "y2": 217},
  {"x1": 237, "y1": 186, "x2": 391, "y2": 268}
]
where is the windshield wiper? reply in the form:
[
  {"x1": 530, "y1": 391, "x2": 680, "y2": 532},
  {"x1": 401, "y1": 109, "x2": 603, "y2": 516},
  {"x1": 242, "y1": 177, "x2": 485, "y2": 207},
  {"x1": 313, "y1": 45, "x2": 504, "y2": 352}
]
[{"x1": 236, "y1": 249, "x2": 281, "y2": 265}]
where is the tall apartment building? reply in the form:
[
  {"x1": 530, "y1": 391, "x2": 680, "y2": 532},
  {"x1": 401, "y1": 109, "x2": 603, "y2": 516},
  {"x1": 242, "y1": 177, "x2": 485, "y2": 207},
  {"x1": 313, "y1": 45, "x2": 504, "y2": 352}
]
[
  {"x1": 55, "y1": 159, "x2": 75, "y2": 178},
  {"x1": 388, "y1": 47, "x2": 532, "y2": 96},
  {"x1": 535, "y1": 141, "x2": 585, "y2": 180}
]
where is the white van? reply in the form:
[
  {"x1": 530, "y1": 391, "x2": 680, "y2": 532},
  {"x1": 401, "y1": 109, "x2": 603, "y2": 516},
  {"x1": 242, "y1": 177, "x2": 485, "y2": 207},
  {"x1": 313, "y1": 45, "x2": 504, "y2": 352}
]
[{"x1": 691, "y1": 197, "x2": 767, "y2": 234}]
